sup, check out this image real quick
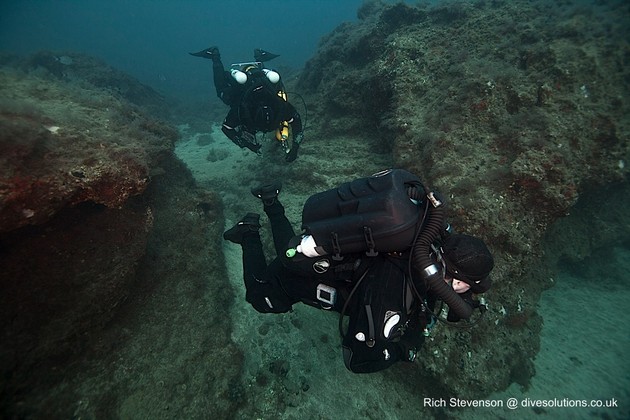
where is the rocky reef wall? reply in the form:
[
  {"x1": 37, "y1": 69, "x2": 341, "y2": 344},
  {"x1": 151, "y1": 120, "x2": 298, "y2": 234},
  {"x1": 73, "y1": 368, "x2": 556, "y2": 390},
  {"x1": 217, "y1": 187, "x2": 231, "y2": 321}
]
[
  {"x1": 0, "y1": 53, "x2": 241, "y2": 417},
  {"x1": 298, "y1": 0, "x2": 629, "y2": 397}
]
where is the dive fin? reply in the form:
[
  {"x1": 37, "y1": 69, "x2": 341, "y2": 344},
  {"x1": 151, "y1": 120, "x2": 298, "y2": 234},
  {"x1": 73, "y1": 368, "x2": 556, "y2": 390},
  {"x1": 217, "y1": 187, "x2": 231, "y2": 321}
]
[
  {"x1": 189, "y1": 46, "x2": 219, "y2": 59},
  {"x1": 254, "y1": 48, "x2": 280, "y2": 62}
]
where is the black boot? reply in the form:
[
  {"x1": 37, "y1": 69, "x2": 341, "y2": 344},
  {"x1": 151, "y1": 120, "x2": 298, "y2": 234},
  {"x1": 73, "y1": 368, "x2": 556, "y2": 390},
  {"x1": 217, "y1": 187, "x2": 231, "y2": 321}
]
[
  {"x1": 251, "y1": 182, "x2": 282, "y2": 206},
  {"x1": 223, "y1": 213, "x2": 261, "y2": 244},
  {"x1": 189, "y1": 46, "x2": 220, "y2": 61}
]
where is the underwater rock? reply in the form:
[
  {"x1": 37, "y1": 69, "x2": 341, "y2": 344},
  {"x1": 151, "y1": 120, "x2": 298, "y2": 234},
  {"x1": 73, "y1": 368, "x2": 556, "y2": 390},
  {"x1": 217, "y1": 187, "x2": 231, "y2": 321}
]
[
  {"x1": 298, "y1": 0, "x2": 629, "y2": 398},
  {"x1": 13, "y1": 51, "x2": 171, "y2": 118},
  {"x1": 0, "y1": 67, "x2": 176, "y2": 233},
  {"x1": 0, "y1": 53, "x2": 243, "y2": 417},
  {"x1": 0, "y1": 53, "x2": 175, "y2": 399}
]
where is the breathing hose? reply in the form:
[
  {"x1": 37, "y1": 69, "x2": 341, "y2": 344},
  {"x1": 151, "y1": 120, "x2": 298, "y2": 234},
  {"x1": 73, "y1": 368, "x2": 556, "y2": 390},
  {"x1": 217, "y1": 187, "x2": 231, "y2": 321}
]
[{"x1": 411, "y1": 189, "x2": 474, "y2": 320}]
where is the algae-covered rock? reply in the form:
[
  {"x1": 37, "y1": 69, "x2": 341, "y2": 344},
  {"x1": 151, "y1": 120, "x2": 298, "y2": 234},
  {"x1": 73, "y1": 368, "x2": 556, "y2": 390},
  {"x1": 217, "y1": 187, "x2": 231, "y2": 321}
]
[
  {"x1": 0, "y1": 53, "x2": 242, "y2": 418},
  {"x1": 0, "y1": 55, "x2": 176, "y2": 376},
  {"x1": 0, "y1": 63, "x2": 176, "y2": 233}
]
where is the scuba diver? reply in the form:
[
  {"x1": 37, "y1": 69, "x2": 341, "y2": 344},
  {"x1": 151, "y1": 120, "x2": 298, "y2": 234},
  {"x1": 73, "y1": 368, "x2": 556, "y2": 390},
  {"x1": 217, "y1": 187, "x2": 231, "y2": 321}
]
[
  {"x1": 223, "y1": 169, "x2": 494, "y2": 373},
  {"x1": 190, "y1": 46, "x2": 304, "y2": 162}
]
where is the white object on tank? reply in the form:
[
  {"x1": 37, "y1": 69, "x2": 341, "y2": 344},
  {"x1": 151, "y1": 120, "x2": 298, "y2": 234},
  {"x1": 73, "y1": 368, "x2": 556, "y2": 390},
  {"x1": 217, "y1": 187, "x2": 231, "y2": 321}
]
[
  {"x1": 296, "y1": 235, "x2": 326, "y2": 257},
  {"x1": 231, "y1": 69, "x2": 248, "y2": 84},
  {"x1": 263, "y1": 69, "x2": 280, "y2": 83}
]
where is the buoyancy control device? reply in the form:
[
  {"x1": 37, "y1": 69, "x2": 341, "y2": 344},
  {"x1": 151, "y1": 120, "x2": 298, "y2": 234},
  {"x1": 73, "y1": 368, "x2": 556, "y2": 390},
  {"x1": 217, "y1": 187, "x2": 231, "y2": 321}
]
[{"x1": 283, "y1": 168, "x2": 475, "y2": 320}]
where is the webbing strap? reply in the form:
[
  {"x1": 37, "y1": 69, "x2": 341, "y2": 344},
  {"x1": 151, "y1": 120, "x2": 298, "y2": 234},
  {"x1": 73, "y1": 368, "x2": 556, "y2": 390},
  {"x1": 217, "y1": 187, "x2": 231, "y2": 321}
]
[
  {"x1": 365, "y1": 304, "x2": 375, "y2": 348},
  {"x1": 363, "y1": 226, "x2": 378, "y2": 257},
  {"x1": 338, "y1": 263, "x2": 372, "y2": 338},
  {"x1": 331, "y1": 232, "x2": 343, "y2": 261}
]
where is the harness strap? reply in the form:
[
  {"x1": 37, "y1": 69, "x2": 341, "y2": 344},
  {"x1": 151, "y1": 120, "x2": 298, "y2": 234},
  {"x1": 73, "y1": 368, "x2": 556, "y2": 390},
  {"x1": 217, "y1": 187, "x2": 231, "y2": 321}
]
[
  {"x1": 338, "y1": 258, "x2": 374, "y2": 338},
  {"x1": 365, "y1": 304, "x2": 376, "y2": 348}
]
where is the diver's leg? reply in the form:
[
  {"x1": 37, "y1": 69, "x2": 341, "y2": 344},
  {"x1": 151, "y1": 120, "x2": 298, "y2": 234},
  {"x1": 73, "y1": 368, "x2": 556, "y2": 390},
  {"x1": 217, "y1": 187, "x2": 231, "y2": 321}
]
[
  {"x1": 223, "y1": 213, "x2": 267, "y2": 284},
  {"x1": 251, "y1": 182, "x2": 295, "y2": 255},
  {"x1": 224, "y1": 214, "x2": 294, "y2": 313},
  {"x1": 241, "y1": 231, "x2": 269, "y2": 288},
  {"x1": 213, "y1": 61, "x2": 230, "y2": 101},
  {"x1": 189, "y1": 46, "x2": 230, "y2": 101},
  {"x1": 265, "y1": 200, "x2": 296, "y2": 256}
]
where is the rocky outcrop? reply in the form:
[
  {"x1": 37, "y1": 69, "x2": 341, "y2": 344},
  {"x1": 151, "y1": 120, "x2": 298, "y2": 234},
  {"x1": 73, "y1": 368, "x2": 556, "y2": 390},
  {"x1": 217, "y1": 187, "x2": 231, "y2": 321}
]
[
  {"x1": 0, "y1": 56, "x2": 176, "y2": 233},
  {"x1": 298, "y1": 0, "x2": 629, "y2": 397},
  {"x1": 1, "y1": 53, "x2": 173, "y2": 370},
  {"x1": 0, "y1": 54, "x2": 241, "y2": 417}
]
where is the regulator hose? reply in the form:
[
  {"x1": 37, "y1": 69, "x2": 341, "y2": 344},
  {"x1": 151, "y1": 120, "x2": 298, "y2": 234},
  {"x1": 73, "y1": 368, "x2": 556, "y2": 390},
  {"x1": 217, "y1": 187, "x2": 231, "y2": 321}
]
[{"x1": 411, "y1": 192, "x2": 474, "y2": 320}]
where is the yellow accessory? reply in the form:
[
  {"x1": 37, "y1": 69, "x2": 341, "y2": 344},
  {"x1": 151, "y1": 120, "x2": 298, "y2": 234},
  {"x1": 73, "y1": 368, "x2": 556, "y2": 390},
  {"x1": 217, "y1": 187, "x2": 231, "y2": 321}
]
[
  {"x1": 276, "y1": 121, "x2": 289, "y2": 141},
  {"x1": 274, "y1": 89, "x2": 289, "y2": 141}
]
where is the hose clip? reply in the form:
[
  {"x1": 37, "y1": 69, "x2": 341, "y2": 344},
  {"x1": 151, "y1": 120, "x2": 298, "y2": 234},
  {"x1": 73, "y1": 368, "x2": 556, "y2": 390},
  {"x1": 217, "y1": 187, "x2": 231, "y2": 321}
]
[{"x1": 427, "y1": 191, "x2": 442, "y2": 208}]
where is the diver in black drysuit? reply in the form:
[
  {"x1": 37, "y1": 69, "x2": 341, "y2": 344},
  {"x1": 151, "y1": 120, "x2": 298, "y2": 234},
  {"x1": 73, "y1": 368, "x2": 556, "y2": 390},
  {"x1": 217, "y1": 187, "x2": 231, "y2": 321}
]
[
  {"x1": 223, "y1": 181, "x2": 494, "y2": 373},
  {"x1": 190, "y1": 46, "x2": 304, "y2": 161},
  {"x1": 226, "y1": 186, "x2": 423, "y2": 370}
]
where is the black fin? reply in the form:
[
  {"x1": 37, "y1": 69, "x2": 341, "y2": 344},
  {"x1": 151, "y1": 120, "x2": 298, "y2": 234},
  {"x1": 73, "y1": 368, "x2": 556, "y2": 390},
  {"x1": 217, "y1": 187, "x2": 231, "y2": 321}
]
[
  {"x1": 189, "y1": 46, "x2": 219, "y2": 59},
  {"x1": 254, "y1": 48, "x2": 280, "y2": 62}
]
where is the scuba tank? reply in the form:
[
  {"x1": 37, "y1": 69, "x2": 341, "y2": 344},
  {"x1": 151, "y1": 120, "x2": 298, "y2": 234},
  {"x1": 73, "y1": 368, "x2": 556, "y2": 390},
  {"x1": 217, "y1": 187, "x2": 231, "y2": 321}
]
[
  {"x1": 230, "y1": 69, "x2": 248, "y2": 84},
  {"x1": 263, "y1": 68, "x2": 280, "y2": 83},
  {"x1": 229, "y1": 62, "x2": 280, "y2": 85}
]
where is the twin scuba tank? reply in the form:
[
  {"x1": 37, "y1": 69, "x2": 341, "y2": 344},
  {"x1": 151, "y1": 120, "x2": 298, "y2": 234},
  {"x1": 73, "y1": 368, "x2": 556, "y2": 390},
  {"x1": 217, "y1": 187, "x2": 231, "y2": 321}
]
[
  {"x1": 230, "y1": 65, "x2": 280, "y2": 85},
  {"x1": 230, "y1": 62, "x2": 289, "y2": 142}
]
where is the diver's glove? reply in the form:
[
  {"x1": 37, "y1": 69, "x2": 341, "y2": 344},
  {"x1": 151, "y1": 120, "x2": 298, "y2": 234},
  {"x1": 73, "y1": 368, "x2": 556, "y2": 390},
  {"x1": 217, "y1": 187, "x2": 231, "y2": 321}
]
[
  {"x1": 286, "y1": 142, "x2": 299, "y2": 162},
  {"x1": 243, "y1": 141, "x2": 262, "y2": 154},
  {"x1": 240, "y1": 130, "x2": 256, "y2": 143},
  {"x1": 446, "y1": 291, "x2": 476, "y2": 322},
  {"x1": 286, "y1": 132, "x2": 303, "y2": 162},
  {"x1": 233, "y1": 130, "x2": 261, "y2": 154},
  {"x1": 232, "y1": 137, "x2": 261, "y2": 153}
]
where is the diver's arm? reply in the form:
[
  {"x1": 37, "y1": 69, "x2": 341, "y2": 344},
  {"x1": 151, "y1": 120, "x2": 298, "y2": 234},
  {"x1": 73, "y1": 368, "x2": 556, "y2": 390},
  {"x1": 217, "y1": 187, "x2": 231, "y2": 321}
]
[
  {"x1": 221, "y1": 109, "x2": 241, "y2": 143},
  {"x1": 222, "y1": 111, "x2": 261, "y2": 153},
  {"x1": 286, "y1": 104, "x2": 303, "y2": 143},
  {"x1": 221, "y1": 123, "x2": 240, "y2": 143}
]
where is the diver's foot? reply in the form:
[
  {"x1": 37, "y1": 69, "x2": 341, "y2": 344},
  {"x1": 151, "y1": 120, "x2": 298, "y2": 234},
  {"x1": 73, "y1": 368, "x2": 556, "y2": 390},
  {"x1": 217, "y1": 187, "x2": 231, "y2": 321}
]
[
  {"x1": 251, "y1": 182, "x2": 282, "y2": 206},
  {"x1": 223, "y1": 213, "x2": 261, "y2": 244},
  {"x1": 189, "y1": 46, "x2": 220, "y2": 60}
]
